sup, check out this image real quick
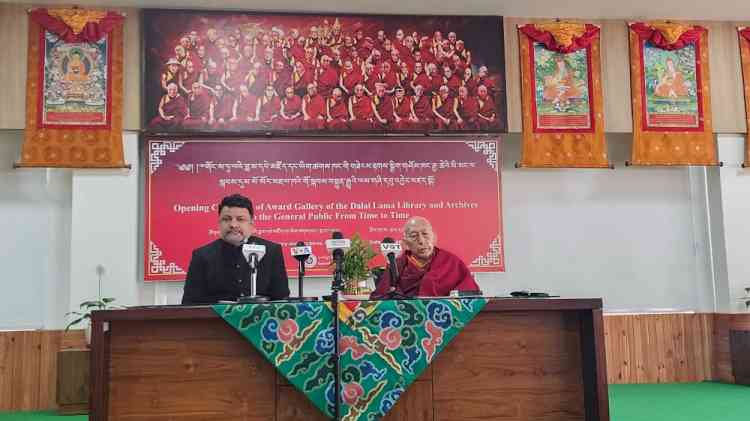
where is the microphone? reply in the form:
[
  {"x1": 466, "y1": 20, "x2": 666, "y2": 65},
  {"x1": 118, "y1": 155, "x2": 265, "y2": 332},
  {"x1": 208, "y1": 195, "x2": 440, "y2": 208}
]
[
  {"x1": 242, "y1": 242, "x2": 267, "y2": 270},
  {"x1": 380, "y1": 237, "x2": 402, "y2": 286},
  {"x1": 291, "y1": 241, "x2": 313, "y2": 298},
  {"x1": 291, "y1": 241, "x2": 312, "y2": 267},
  {"x1": 242, "y1": 241, "x2": 266, "y2": 299},
  {"x1": 326, "y1": 232, "x2": 350, "y2": 293}
]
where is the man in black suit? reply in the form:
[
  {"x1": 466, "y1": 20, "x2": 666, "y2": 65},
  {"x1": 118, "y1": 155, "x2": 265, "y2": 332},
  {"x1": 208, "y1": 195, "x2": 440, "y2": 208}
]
[{"x1": 182, "y1": 194, "x2": 290, "y2": 304}]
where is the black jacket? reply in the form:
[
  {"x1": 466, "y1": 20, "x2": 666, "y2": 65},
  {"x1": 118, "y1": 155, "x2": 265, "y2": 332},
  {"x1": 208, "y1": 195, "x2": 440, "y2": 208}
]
[{"x1": 181, "y1": 237, "x2": 290, "y2": 304}]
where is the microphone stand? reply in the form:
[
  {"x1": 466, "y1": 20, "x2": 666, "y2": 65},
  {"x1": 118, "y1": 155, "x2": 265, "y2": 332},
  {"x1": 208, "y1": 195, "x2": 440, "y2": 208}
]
[
  {"x1": 331, "y1": 252, "x2": 344, "y2": 420},
  {"x1": 239, "y1": 255, "x2": 268, "y2": 303},
  {"x1": 298, "y1": 258, "x2": 305, "y2": 298}
]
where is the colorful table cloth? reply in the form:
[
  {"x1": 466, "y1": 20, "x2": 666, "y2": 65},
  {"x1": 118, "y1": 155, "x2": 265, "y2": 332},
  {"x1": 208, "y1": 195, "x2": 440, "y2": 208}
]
[{"x1": 213, "y1": 298, "x2": 487, "y2": 420}]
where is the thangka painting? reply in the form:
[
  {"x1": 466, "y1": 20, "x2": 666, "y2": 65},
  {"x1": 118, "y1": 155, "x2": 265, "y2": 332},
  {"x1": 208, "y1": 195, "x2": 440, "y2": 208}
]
[
  {"x1": 641, "y1": 42, "x2": 700, "y2": 129},
  {"x1": 41, "y1": 32, "x2": 109, "y2": 127},
  {"x1": 20, "y1": 8, "x2": 125, "y2": 168},
  {"x1": 142, "y1": 9, "x2": 506, "y2": 135},
  {"x1": 517, "y1": 22, "x2": 609, "y2": 168},
  {"x1": 628, "y1": 22, "x2": 717, "y2": 166}
]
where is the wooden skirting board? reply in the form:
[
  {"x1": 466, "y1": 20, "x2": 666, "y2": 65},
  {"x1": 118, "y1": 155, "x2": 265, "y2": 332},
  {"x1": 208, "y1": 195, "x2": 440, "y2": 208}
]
[
  {"x1": 1, "y1": 313, "x2": 749, "y2": 411},
  {"x1": 0, "y1": 330, "x2": 85, "y2": 411}
]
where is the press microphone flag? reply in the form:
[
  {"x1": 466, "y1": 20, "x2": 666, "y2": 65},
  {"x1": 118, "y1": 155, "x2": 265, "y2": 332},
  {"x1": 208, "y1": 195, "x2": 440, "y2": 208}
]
[
  {"x1": 325, "y1": 235, "x2": 351, "y2": 252},
  {"x1": 380, "y1": 237, "x2": 402, "y2": 257},
  {"x1": 291, "y1": 242, "x2": 313, "y2": 261},
  {"x1": 242, "y1": 242, "x2": 266, "y2": 267}
]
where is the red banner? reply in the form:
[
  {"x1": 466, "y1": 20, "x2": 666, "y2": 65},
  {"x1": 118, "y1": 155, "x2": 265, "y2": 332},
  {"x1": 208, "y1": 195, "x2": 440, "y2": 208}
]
[{"x1": 145, "y1": 138, "x2": 504, "y2": 281}]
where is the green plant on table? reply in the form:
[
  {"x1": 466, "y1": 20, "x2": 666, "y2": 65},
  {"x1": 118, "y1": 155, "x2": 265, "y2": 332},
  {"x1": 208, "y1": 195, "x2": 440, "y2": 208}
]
[{"x1": 342, "y1": 233, "x2": 377, "y2": 295}]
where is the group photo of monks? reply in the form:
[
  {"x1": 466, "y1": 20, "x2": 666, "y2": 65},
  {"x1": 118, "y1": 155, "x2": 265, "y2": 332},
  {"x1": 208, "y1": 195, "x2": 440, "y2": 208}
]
[{"x1": 143, "y1": 11, "x2": 506, "y2": 133}]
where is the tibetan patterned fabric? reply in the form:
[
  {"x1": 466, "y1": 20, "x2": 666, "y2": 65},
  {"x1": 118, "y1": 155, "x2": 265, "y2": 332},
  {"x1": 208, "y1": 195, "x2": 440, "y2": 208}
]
[
  {"x1": 336, "y1": 298, "x2": 487, "y2": 420},
  {"x1": 213, "y1": 302, "x2": 336, "y2": 418},
  {"x1": 19, "y1": 8, "x2": 125, "y2": 168},
  {"x1": 627, "y1": 22, "x2": 717, "y2": 166},
  {"x1": 738, "y1": 27, "x2": 750, "y2": 167},
  {"x1": 518, "y1": 22, "x2": 609, "y2": 168}
]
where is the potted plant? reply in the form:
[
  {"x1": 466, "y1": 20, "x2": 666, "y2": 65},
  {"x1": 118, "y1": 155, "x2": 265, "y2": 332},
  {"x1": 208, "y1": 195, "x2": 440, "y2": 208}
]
[
  {"x1": 64, "y1": 265, "x2": 123, "y2": 345},
  {"x1": 341, "y1": 233, "x2": 377, "y2": 296}
]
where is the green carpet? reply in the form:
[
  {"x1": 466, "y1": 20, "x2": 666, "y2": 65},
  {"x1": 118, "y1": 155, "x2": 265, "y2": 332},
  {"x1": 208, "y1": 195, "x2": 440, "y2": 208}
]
[
  {"x1": 0, "y1": 412, "x2": 85, "y2": 420},
  {"x1": 2, "y1": 382, "x2": 748, "y2": 420},
  {"x1": 609, "y1": 382, "x2": 750, "y2": 421}
]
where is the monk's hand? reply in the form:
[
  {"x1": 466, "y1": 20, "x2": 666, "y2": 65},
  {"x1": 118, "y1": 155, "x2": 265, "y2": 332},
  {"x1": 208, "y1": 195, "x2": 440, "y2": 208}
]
[
  {"x1": 395, "y1": 116, "x2": 401, "y2": 123},
  {"x1": 165, "y1": 115, "x2": 174, "y2": 120}
]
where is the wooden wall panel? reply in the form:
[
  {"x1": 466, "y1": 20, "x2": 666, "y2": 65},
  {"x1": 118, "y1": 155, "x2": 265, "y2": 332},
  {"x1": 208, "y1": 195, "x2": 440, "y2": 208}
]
[
  {"x1": 603, "y1": 313, "x2": 714, "y2": 384},
  {"x1": 713, "y1": 313, "x2": 750, "y2": 383},
  {"x1": 0, "y1": 330, "x2": 87, "y2": 411}
]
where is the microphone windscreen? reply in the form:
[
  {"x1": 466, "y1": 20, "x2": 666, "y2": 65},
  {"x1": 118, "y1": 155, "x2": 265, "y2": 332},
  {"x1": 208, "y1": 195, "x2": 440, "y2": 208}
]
[
  {"x1": 296, "y1": 240, "x2": 305, "y2": 247},
  {"x1": 332, "y1": 231, "x2": 343, "y2": 239},
  {"x1": 382, "y1": 237, "x2": 395, "y2": 244}
]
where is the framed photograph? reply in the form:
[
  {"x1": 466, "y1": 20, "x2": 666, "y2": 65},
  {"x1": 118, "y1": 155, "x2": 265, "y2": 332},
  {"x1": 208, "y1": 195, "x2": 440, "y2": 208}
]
[{"x1": 142, "y1": 9, "x2": 506, "y2": 135}]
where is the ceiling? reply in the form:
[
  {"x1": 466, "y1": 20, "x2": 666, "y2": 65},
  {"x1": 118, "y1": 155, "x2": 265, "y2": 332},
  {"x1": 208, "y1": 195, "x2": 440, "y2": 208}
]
[{"x1": 5, "y1": 0, "x2": 750, "y2": 21}]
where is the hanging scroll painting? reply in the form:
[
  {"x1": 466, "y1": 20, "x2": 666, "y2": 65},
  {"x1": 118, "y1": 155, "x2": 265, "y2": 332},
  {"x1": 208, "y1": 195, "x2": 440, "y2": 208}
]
[
  {"x1": 518, "y1": 22, "x2": 609, "y2": 168},
  {"x1": 628, "y1": 22, "x2": 717, "y2": 166},
  {"x1": 19, "y1": 8, "x2": 126, "y2": 168}
]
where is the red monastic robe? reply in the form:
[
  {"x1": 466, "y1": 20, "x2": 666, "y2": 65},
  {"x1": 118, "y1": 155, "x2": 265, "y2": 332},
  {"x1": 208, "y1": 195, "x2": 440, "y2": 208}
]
[
  {"x1": 302, "y1": 94, "x2": 326, "y2": 130},
  {"x1": 149, "y1": 94, "x2": 187, "y2": 129},
  {"x1": 183, "y1": 92, "x2": 211, "y2": 129},
  {"x1": 326, "y1": 97, "x2": 349, "y2": 130},
  {"x1": 392, "y1": 96, "x2": 414, "y2": 130},
  {"x1": 279, "y1": 95, "x2": 303, "y2": 130},
  {"x1": 349, "y1": 95, "x2": 374, "y2": 130},
  {"x1": 453, "y1": 96, "x2": 480, "y2": 130},
  {"x1": 370, "y1": 248, "x2": 480, "y2": 298}
]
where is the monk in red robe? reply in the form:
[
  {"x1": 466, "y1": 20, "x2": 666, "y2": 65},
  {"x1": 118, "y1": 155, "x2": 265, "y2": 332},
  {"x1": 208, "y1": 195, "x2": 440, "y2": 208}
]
[
  {"x1": 182, "y1": 83, "x2": 211, "y2": 130},
  {"x1": 392, "y1": 87, "x2": 417, "y2": 130},
  {"x1": 371, "y1": 83, "x2": 393, "y2": 130},
  {"x1": 411, "y1": 84, "x2": 434, "y2": 131},
  {"x1": 149, "y1": 83, "x2": 187, "y2": 130},
  {"x1": 452, "y1": 86, "x2": 480, "y2": 130},
  {"x1": 362, "y1": 63, "x2": 378, "y2": 96},
  {"x1": 292, "y1": 61, "x2": 315, "y2": 97},
  {"x1": 432, "y1": 85, "x2": 455, "y2": 130},
  {"x1": 317, "y1": 55, "x2": 339, "y2": 98},
  {"x1": 348, "y1": 84, "x2": 375, "y2": 131},
  {"x1": 376, "y1": 61, "x2": 399, "y2": 94},
  {"x1": 411, "y1": 62, "x2": 430, "y2": 95},
  {"x1": 371, "y1": 216, "x2": 480, "y2": 299},
  {"x1": 476, "y1": 85, "x2": 498, "y2": 130},
  {"x1": 339, "y1": 59, "x2": 363, "y2": 97},
  {"x1": 258, "y1": 85, "x2": 281, "y2": 129},
  {"x1": 474, "y1": 66, "x2": 497, "y2": 97},
  {"x1": 230, "y1": 84, "x2": 259, "y2": 130},
  {"x1": 326, "y1": 88, "x2": 349, "y2": 130},
  {"x1": 301, "y1": 83, "x2": 326, "y2": 130},
  {"x1": 209, "y1": 84, "x2": 234, "y2": 129},
  {"x1": 179, "y1": 60, "x2": 202, "y2": 95},
  {"x1": 161, "y1": 59, "x2": 181, "y2": 92},
  {"x1": 271, "y1": 60, "x2": 292, "y2": 99},
  {"x1": 442, "y1": 66, "x2": 461, "y2": 97},
  {"x1": 279, "y1": 87, "x2": 303, "y2": 130},
  {"x1": 221, "y1": 57, "x2": 245, "y2": 94}
]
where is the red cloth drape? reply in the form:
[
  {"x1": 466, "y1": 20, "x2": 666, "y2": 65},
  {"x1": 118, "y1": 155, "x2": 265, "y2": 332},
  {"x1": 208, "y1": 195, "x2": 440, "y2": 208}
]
[
  {"x1": 29, "y1": 9, "x2": 123, "y2": 43},
  {"x1": 629, "y1": 22, "x2": 704, "y2": 50},
  {"x1": 518, "y1": 24, "x2": 599, "y2": 53},
  {"x1": 739, "y1": 27, "x2": 750, "y2": 42}
]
